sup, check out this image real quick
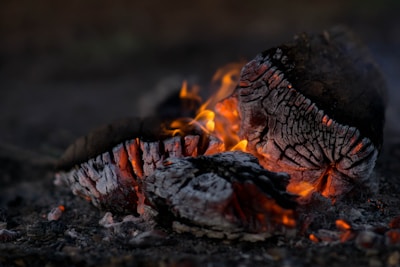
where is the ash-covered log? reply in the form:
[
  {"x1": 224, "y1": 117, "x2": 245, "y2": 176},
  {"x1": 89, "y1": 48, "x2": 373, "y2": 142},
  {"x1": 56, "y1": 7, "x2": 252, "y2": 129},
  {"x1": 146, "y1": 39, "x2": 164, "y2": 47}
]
[
  {"x1": 235, "y1": 26, "x2": 387, "y2": 200},
  {"x1": 144, "y1": 151, "x2": 297, "y2": 241},
  {"x1": 56, "y1": 117, "x2": 224, "y2": 214}
]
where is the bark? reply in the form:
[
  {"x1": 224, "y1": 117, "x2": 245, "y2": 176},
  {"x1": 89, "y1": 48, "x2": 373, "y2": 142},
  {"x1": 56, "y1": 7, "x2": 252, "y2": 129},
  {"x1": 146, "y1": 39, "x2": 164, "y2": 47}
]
[
  {"x1": 235, "y1": 26, "x2": 387, "y2": 199},
  {"x1": 144, "y1": 151, "x2": 296, "y2": 241},
  {"x1": 56, "y1": 119, "x2": 224, "y2": 213}
]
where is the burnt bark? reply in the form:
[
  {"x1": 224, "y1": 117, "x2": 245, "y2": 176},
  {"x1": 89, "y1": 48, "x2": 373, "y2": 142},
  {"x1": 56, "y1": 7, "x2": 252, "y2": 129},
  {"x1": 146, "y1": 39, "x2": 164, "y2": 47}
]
[
  {"x1": 236, "y1": 26, "x2": 387, "y2": 199},
  {"x1": 144, "y1": 151, "x2": 296, "y2": 241},
  {"x1": 56, "y1": 117, "x2": 224, "y2": 213}
]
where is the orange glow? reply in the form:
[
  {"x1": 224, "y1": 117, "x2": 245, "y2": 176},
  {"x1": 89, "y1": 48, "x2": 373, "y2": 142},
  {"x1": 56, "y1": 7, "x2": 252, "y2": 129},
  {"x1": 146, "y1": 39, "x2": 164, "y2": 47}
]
[
  {"x1": 58, "y1": 205, "x2": 65, "y2": 212},
  {"x1": 165, "y1": 62, "x2": 246, "y2": 151},
  {"x1": 339, "y1": 230, "x2": 355, "y2": 243},
  {"x1": 281, "y1": 213, "x2": 296, "y2": 227},
  {"x1": 230, "y1": 140, "x2": 248, "y2": 152},
  {"x1": 386, "y1": 230, "x2": 400, "y2": 245},
  {"x1": 287, "y1": 181, "x2": 315, "y2": 197},
  {"x1": 336, "y1": 219, "x2": 352, "y2": 231},
  {"x1": 161, "y1": 62, "x2": 303, "y2": 230},
  {"x1": 322, "y1": 115, "x2": 329, "y2": 125},
  {"x1": 192, "y1": 109, "x2": 215, "y2": 133},
  {"x1": 179, "y1": 80, "x2": 201, "y2": 103},
  {"x1": 351, "y1": 142, "x2": 364, "y2": 154},
  {"x1": 309, "y1": 233, "x2": 319, "y2": 243}
]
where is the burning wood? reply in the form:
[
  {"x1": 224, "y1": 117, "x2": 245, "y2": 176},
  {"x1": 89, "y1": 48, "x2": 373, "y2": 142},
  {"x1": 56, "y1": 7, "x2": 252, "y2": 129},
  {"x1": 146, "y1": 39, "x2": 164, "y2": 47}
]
[
  {"x1": 144, "y1": 152, "x2": 296, "y2": 241},
  {"x1": 235, "y1": 27, "x2": 387, "y2": 200},
  {"x1": 56, "y1": 117, "x2": 223, "y2": 214},
  {"x1": 56, "y1": 27, "x2": 387, "y2": 240}
]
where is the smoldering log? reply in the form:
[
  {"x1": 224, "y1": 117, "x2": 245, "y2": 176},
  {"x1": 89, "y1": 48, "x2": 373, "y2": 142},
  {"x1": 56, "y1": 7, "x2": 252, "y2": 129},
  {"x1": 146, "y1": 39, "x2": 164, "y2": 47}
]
[
  {"x1": 55, "y1": 117, "x2": 224, "y2": 214},
  {"x1": 57, "y1": 117, "x2": 164, "y2": 171},
  {"x1": 235, "y1": 27, "x2": 387, "y2": 199},
  {"x1": 143, "y1": 151, "x2": 297, "y2": 241}
]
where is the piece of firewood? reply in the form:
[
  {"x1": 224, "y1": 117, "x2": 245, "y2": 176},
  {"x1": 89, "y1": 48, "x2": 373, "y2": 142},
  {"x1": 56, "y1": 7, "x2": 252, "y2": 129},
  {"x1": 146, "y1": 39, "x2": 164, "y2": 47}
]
[
  {"x1": 143, "y1": 151, "x2": 297, "y2": 241},
  {"x1": 235, "y1": 26, "x2": 387, "y2": 199},
  {"x1": 55, "y1": 117, "x2": 224, "y2": 213}
]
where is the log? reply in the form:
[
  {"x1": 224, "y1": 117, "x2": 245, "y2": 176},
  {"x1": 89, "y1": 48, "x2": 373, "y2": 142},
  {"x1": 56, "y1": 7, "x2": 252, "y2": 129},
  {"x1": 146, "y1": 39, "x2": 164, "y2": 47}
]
[
  {"x1": 235, "y1": 27, "x2": 387, "y2": 199},
  {"x1": 143, "y1": 151, "x2": 297, "y2": 241},
  {"x1": 55, "y1": 117, "x2": 224, "y2": 213}
]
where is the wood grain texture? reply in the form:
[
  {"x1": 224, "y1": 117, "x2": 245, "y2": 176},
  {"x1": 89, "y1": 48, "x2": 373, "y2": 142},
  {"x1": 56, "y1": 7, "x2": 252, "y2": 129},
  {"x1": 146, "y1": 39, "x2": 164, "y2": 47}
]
[
  {"x1": 144, "y1": 151, "x2": 296, "y2": 240},
  {"x1": 56, "y1": 118, "x2": 223, "y2": 213},
  {"x1": 236, "y1": 27, "x2": 387, "y2": 199}
]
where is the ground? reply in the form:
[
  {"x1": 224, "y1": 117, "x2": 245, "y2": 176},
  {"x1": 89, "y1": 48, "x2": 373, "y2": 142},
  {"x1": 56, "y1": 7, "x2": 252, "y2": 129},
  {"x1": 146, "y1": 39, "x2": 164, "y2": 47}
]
[{"x1": 1, "y1": 1, "x2": 400, "y2": 266}]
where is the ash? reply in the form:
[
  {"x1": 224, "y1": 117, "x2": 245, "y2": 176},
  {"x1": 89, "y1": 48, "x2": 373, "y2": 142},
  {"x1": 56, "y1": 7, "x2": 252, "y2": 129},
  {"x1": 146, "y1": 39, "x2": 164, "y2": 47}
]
[{"x1": 0, "y1": 139, "x2": 399, "y2": 267}]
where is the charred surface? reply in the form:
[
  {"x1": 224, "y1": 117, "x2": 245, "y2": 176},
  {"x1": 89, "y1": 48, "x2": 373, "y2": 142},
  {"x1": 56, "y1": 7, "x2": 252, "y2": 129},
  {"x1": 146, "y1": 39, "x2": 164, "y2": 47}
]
[
  {"x1": 144, "y1": 152, "x2": 296, "y2": 241},
  {"x1": 56, "y1": 119, "x2": 224, "y2": 213},
  {"x1": 237, "y1": 27, "x2": 387, "y2": 199},
  {"x1": 57, "y1": 117, "x2": 206, "y2": 171}
]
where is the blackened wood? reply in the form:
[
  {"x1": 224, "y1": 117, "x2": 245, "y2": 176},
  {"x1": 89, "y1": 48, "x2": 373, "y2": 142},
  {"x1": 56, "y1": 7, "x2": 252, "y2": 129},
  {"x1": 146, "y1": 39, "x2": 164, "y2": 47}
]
[
  {"x1": 236, "y1": 27, "x2": 387, "y2": 199},
  {"x1": 56, "y1": 143, "x2": 140, "y2": 213},
  {"x1": 144, "y1": 151, "x2": 296, "y2": 240},
  {"x1": 57, "y1": 117, "x2": 144, "y2": 170},
  {"x1": 56, "y1": 128, "x2": 224, "y2": 213},
  {"x1": 57, "y1": 117, "x2": 206, "y2": 170}
]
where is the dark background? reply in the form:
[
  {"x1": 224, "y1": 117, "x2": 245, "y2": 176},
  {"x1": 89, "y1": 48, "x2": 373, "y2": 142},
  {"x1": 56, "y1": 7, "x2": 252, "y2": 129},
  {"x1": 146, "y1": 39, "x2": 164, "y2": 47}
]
[
  {"x1": 1, "y1": 2, "x2": 400, "y2": 266},
  {"x1": 1, "y1": 0, "x2": 399, "y2": 158}
]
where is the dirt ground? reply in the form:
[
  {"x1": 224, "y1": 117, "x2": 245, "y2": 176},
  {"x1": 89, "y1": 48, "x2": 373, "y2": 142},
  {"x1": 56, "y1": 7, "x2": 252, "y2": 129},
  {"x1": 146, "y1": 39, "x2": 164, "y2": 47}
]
[{"x1": 1, "y1": 1, "x2": 400, "y2": 266}]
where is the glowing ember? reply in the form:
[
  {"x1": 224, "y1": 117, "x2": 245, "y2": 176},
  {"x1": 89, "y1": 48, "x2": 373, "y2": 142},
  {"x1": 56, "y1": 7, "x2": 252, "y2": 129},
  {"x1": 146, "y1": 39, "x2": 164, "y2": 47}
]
[
  {"x1": 336, "y1": 219, "x2": 352, "y2": 231},
  {"x1": 386, "y1": 230, "x2": 400, "y2": 245},
  {"x1": 309, "y1": 233, "x2": 319, "y2": 243},
  {"x1": 287, "y1": 181, "x2": 314, "y2": 198},
  {"x1": 335, "y1": 219, "x2": 355, "y2": 242}
]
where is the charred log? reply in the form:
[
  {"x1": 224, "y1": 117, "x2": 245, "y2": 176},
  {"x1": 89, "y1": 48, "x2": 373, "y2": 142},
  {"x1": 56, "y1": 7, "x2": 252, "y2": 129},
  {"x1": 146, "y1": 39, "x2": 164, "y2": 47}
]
[
  {"x1": 56, "y1": 117, "x2": 224, "y2": 213},
  {"x1": 144, "y1": 151, "x2": 296, "y2": 240},
  {"x1": 235, "y1": 27, "x2": 387, "y2": 199}
]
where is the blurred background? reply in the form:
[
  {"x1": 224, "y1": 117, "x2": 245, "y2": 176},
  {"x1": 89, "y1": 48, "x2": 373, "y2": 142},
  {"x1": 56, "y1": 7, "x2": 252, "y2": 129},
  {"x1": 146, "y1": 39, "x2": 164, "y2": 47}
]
[{"x1": 1, "y1": 0, "x2": 399, "y2": 157}]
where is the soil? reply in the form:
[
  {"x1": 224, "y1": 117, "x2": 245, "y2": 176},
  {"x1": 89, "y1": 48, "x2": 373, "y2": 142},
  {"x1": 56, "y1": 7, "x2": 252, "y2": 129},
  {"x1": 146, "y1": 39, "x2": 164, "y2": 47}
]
[{"x1": 1, "y1": 1, "x2": 400, "y2": 266}]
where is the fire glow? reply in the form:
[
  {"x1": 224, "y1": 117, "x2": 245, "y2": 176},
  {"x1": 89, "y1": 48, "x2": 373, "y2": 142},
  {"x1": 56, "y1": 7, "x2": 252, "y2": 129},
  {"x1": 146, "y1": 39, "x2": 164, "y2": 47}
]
[
  {"x1": 166, "y1": 62, "x2": 248, "y2": 152},
  {"x1": 165, "y1": 63, "x2": 318, "y2": 200}
]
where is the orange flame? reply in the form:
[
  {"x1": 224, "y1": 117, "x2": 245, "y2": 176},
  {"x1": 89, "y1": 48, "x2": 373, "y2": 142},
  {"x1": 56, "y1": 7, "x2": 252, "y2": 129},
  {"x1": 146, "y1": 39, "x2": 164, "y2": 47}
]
[
  {"x1": 287, "y1": 181, "x2": 315, "y2": 197},
  {"x1": 179, "y1": 80, "x2": 201, "y2": 102},
  {"x1": 161, "y1": 62, "x2": 301, "y2": 230},
  {"x1": 166, "y1": 62, "x2": 247, "y2": 151}
]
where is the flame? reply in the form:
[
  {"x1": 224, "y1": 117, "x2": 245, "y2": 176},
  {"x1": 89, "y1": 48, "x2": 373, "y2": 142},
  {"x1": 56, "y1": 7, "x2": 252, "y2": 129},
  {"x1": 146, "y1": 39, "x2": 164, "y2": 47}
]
[
  {"x1": 287, "y1": 181, "x2": 315, "y2": 197},
  {"x1": 192, "y1": 109, "x2": 215, "y2": 133},
  {"x1": 165, "y1": 62, "x2": 247, "y2": 151},
  {"x1": 179, "y1": 80, "x2": 201, "y2": 102},
  {"x1": 230, "y1": 140, "x2": 248, "y2": 152},
  {"x1": 162, "y1": 62, "x2": 301, "y2": 230}
]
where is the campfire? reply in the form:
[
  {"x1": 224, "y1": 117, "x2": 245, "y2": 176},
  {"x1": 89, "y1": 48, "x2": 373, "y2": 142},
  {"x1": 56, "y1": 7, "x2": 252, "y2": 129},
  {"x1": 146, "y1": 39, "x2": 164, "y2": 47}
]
[{"x1": 55, "y1": 27, "x2": 391, "y2": 242}]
